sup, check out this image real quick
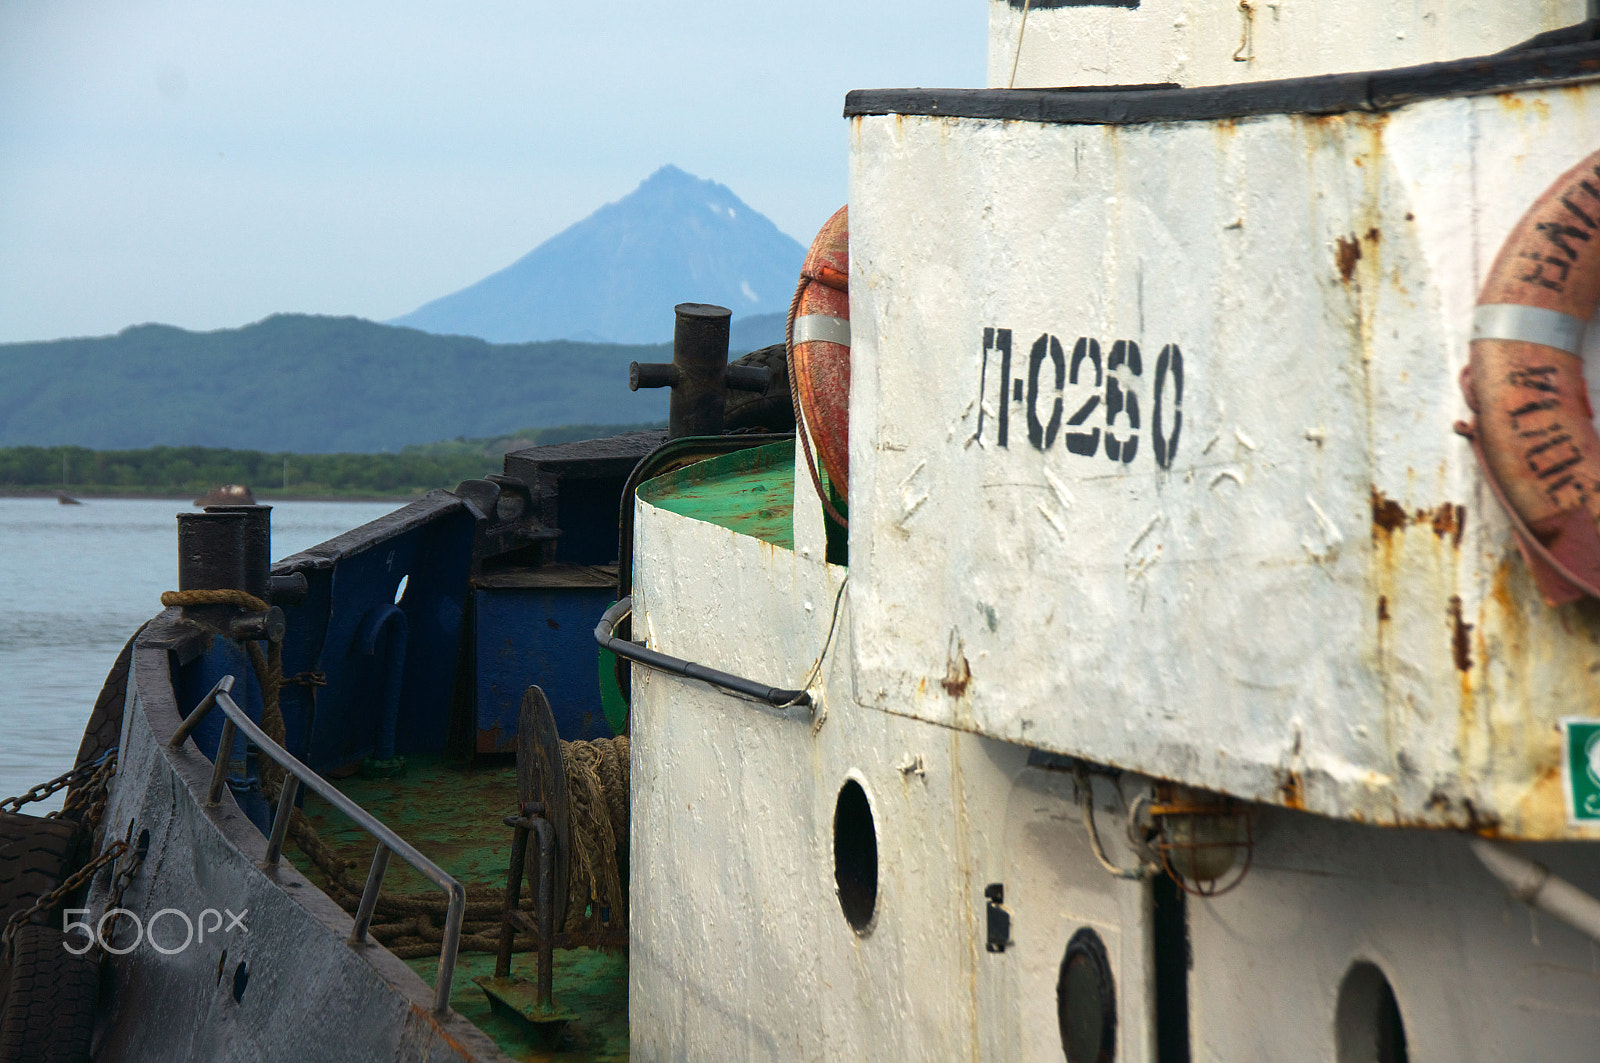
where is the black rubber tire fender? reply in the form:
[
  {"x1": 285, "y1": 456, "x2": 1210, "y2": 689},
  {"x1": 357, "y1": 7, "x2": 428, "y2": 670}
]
[
  {"x1": 0, "y1": 816, "x2": 79, "y2": 929},
  {"x1": 70, "y1": 625, "x2": 146, "y2": 781},
  {"x1": 0, "y1": 925, "x2": 97, "y2": 1063}
]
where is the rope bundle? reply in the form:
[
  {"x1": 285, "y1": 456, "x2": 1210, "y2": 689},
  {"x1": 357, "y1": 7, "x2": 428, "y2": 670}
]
[{"x1": 560, "y1": 735, "x2": 630, "y2": 934}]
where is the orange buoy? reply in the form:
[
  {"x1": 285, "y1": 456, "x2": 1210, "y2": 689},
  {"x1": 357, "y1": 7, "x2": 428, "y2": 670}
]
[
  {"x1": 1463, "y1": 148, "x2": 1600, "y2": 605},
  {"x1": 788, "y1": 206, "x2": 851, "y2": 518}
]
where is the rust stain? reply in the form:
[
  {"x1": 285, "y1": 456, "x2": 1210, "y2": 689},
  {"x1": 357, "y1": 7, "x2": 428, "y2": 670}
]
[
  {"x1": 1429, "y1": 503, "x2": 1466, "y2": 546},
  {"x1": 1377, "y1": 595, "x2": 1389, "y2": 622},
  {"x1": 408, "y1": 1004, "x2": 478, "y2": 1059},
  {"x1": 1489, "y1": 557, "x2": 1529, "y2": 656},
  {"x1": 1364, "y1": 226, "x2": 1381, "y2": 245},
  {"x1": 1497, "y1": 91, "x2": 1551, "y2": 123},
  {"x1": 940, "y1": 653, "x2": 972, "y2": 698},
  {"x1": 1460, "y1": 798, "x2": 1501, "y2": 836},
  {"x1": 1515, "y1": 764, "x2": 1566, "y2": 838},
  {"x1": 1448, "y1": 595, "x2": 1474, "y2": 672},
  {"x1": 1383, "y1": 787, "x2": 1503, "y2": 833},
  {"x1": 1336, "y1": 235, "x2": 1362, "y2": 283},
  {"x1": 1371, "y1": 488, "x2": 1408, "y2": 537},
  {"x1": 1276, "y1": 726, "x2": 1307, "y2": 810},
  {"x1": 1371, "y1": 489, "x2": 1466, "y2": 547},
  {"x1": 475, "y1": 725, "x2": 511, "y2": 755},
  {"x1": 1277, "y1": 769, "x2": 1306, "y2": 810}
]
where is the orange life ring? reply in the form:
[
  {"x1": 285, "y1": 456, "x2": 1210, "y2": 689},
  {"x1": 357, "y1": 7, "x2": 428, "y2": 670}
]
[
  {"x1": 1463, "y1": 148, "x2": 1600, "y2": 605},
  {"x1": 787, "y1": 206, "x2": 851, "y2": 516}
]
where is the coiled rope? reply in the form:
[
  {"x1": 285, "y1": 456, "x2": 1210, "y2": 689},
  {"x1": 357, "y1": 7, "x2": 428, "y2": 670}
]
[{"x1": 559, "y1": 736, "x2": 629, "y2": 935}]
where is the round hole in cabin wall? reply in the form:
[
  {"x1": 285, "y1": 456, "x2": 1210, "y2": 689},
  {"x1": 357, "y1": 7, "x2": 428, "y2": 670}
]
[
  {"x1": 833, "y1": 778, "x2": 877, "y2": 934},
  {"x1": 135, "y1": 827, "x2": 150, "y2": 859},
  {"x1": 232, "y1": 960, "x2": 249, "y2": 1003},
  {"x1": 1335, "y1": 962, "x2": 1408, "y2": 1063},
  {"x1": 1057, "y1": 927, "x2": 1116, "y2": 1063}
]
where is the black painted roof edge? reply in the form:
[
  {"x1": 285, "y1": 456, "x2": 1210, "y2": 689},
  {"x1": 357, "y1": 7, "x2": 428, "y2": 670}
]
[
  {"x1": 844, "y1": 39, "x2": 1600, "y2": 126},
  {"x1": 272, "y1": 488, "x2": 463, "y2": 572},
  {"x1": 503, "y1": 428, "x2": 668, "y2": 479}
]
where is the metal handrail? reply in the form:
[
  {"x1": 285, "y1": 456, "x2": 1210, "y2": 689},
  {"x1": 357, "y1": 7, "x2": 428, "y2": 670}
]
[
  {"x1": 171, "y1": 675, "x2": 465, "y2": 1015},
  {"x1": 594, "y1": 596, "x2": 811, "y2": 706}
]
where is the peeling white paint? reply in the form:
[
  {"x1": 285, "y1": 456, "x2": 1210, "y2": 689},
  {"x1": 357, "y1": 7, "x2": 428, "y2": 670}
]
[{"x1": 849, "y1": 74, "x2": 1600, "y2": 840}]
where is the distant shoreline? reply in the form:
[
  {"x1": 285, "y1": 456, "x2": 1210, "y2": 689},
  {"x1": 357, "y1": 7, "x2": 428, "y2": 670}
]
[{"x1": 0, "y1": 487, "x2": 415, "y2": 504}]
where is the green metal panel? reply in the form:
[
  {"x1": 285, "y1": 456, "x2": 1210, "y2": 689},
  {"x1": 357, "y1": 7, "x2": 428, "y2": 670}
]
[{"x1": 636, "y1": 440, "x2": 795, "y2": 549}]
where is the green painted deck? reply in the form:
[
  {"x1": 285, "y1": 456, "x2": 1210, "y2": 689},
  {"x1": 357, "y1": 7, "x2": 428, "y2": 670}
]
[
  {"x1": 637, "y1": 440, "x2": 795, "y2": 549},
  {"x1": 292, "y1": 756, "x2": 628, "y2": 1062}
]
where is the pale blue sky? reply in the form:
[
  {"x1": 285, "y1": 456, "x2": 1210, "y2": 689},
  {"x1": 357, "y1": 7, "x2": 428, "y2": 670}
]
[{"x1": 0, "y1": 1, "x2": 984, "y2": 343}]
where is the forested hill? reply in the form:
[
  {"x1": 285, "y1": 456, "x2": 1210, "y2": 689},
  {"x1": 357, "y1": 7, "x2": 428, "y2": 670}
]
[{"x1": 0, "y1": 314, "x2": 675, "y2": 453}]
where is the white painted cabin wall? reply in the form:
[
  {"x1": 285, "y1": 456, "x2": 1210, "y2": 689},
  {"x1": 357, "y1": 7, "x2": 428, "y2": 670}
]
[
  {"x1": 793, "y1": 418, "x2": 831, "y2": 566},
  {"x1": 1186, "y1": 811, "x2": 1600, "y2": 1060},
  {"x1": 847, "y1": 82, "x2": 1600, "y2": 838},
  {"x1": 986, "y1": 0, "x2": 1585, "y2": 89},
  {"x1": 629, "y1": 502, "x2": 1155, "y2": 1061},
  {"x1": 628, "y1": 491, "x2": 1600, "y2": 1057}
]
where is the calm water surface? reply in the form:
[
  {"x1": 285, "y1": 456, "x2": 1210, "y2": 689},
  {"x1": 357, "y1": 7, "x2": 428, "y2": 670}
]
[{"x1": 0, "y1": 498, "x2": 401, "y2": 810}]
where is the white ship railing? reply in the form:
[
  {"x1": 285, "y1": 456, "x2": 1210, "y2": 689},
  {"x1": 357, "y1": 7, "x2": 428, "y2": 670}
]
[{"x1": 171, "y1": 674, "x2": 465, "y2": 1015}]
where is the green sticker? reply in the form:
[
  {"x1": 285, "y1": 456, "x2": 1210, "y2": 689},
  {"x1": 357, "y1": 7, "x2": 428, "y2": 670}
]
[{"x1": 1562, "y1": 719, "x2": 1600, "y2": 824}]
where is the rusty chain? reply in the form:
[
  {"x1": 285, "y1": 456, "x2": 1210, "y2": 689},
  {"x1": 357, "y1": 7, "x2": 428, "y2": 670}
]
[
  {"x1": 0, "y1": 751, "x2": 114, "y2": 816},
  {"x1": 56, "y1": 750, "x2": 118, "y2": 827}
]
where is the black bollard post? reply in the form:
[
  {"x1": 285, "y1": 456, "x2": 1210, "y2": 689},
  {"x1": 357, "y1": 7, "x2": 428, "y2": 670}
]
[
  {"x1": 176, "y1": 510, "x2": 284, "y2": 640},
  {"x1": 631, "y1": 302, "x2": 782, "y2": 439},
  {"x1": 176, "y1": 512, "x2": 248, "y2": 630},
  {"x1": 203, "y1": 504, "x2": 272, "y2": 604},
  {"x1": 666, "y1": 303, "x2": 731, "y2": 438}
]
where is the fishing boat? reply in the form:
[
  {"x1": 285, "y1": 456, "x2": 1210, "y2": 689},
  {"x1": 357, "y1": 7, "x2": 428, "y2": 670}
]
[{"x1": 8, "y1": 3, "x2": 1600, "y2": 1060}]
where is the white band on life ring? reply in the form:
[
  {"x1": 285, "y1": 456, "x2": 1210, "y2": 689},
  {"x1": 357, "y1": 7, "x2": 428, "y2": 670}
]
[
  {"x1": 1472, "y1": 303, "x2": 1585, "y2": 355},
  {"x1": 793, "y1": 314, "x2": 851, "y2": 349}
]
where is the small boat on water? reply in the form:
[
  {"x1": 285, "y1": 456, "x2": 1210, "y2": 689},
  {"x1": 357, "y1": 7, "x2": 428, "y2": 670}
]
[
  {"x1": 7, "y1": 5, "x2": 1600, "y2": 1060},
  {"x1": 193, "y1": 484, "x2": 255, "y2": 507},
  {"x1": 55, "y1": 492, "x2": 83, "y2": 506}
]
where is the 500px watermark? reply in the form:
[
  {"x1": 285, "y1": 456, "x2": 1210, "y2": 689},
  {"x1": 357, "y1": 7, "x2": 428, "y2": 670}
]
[{"x1": 62, "y1": 907, "x2": 248, "y2": 955}]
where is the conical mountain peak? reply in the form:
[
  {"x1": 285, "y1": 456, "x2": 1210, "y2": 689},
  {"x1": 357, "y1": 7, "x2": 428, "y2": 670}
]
[{"x1": 391, "y1": 167, "x2": 804, "y2": 345}]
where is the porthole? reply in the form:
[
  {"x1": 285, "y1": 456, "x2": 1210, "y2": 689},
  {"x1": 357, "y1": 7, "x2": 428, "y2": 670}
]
[
  {"x1": 1057, "y1": 928, "x2": 1116, "y2": 1063},
  {"x1": 833, "y1": 779, "x2": 877, "y2": 933},
  {"x1": 1335, "y1": 962, "x2": 1408, "y2": 1063},
  {"x1": 232, "y1": 960, "x2": 250, "y2": 1004},
  {"x1": 393, "y1": 574, "x2": 409, "y2": 604}
]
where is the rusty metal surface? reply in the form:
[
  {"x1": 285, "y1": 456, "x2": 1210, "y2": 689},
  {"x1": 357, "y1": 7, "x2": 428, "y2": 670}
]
[{"x1": 848, "y1": 77, "x2": 1600, "y2": 839}]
